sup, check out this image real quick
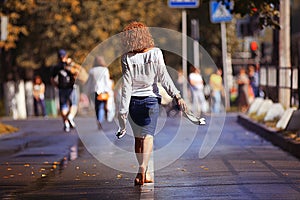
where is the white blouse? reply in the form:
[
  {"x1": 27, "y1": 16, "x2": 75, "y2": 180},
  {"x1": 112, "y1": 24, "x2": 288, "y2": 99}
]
[
  {"x1": 119, "y1": 47, "x2": 180, "y2": 114},
  {"x1": 85, "y1": 66, "x2": 110, "y2": 94}
]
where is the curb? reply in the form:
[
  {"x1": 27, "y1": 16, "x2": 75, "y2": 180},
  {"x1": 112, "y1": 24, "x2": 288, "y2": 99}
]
[{"x1": 237, "y1": 114, "x2": 300, "y2": 159}]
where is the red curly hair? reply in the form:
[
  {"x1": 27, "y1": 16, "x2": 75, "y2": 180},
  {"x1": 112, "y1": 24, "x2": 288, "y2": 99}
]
[{"x1": 121, "y1": 22, "x2": 155, "y2": 53}]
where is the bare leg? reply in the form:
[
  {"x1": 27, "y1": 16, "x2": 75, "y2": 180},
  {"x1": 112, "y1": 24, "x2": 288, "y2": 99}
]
[
  {"x1": 61, "y1": 110, "x2": 68, "y2": 122},
  {"x1": 134, "y1": 137, "x2": 144, "y2": 185},
  {"x1": 61, "y1": 109, "x2": 70, "y2": 131},
  {"x1": 143, "y1": 135, "x2": 154, "y2": 183},
  {"x1": 134, "y1": 135, "x2": 153, "y2": 185},
  {"x1": 68, "y1": 105, "x2": 78, "y2": 119},
  {"x1": 68, "y1": 105, "x2": 78, "y2": 128}
]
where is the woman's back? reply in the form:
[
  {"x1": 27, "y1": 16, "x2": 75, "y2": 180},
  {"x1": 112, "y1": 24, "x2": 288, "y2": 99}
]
[{"x1": 122, "y1": 47, "x2": 164, "y2": 96}]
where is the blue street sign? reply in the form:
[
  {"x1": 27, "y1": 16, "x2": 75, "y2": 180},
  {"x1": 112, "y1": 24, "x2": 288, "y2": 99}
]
[
  {"x1": 168, "y1": 0, "x2": 199, "y2": 8},
  {"x1": 210, "y1": 0, "x2": 233, "y2": 23}
]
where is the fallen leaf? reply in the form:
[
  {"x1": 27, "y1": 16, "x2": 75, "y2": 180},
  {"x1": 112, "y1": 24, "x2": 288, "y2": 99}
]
[
  {"x1": 39, "y1": 168, "x2": 46, "y2": 172},
  {"x1": 117, "y1": 174, "x2": 122, "y2": 179},
  {"x1": 41, "y1": 174, "x2": 47, "y2": 178}
]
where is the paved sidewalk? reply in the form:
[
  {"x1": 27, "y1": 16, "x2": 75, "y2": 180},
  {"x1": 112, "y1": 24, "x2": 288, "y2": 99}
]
[
  {"x1": 1, "y1": 114, "x2": 300, "y2": 199},
  {"x1": 0, "y1": 118, "x2": 79, "y2": 198},
  {"x1": 238, "y1": 114, "x2": 300, "y2": 159}
]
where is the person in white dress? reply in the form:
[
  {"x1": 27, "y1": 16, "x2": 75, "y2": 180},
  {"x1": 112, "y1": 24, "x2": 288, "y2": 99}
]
[{"x1": 189, "y1": 66, "x2": 207, "y2": 114}]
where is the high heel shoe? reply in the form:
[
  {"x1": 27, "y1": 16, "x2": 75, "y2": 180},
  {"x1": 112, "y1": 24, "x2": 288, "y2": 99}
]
[{"x1": 134, "y1": 167, "x2": 145, "y2": 186}]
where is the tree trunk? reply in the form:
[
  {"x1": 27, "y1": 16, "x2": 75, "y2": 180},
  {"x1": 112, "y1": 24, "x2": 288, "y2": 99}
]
[{"x1": 279, "y1": 0, "x2": 291, "y2": 108}]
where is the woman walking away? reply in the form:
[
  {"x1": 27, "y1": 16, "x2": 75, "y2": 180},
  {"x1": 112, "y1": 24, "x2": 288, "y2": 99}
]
[
  {"x1": 85, "y1": 56, "x2": 111, "y2": 130},
  {"x1": 118, "y1": 21, "x2": 187, "y2": 186}
]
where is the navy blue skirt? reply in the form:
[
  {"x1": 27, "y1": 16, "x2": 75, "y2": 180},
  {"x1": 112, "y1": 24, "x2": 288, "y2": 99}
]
[{"x1": 129, "y1": 96, "x2": 159, "y2": 138}]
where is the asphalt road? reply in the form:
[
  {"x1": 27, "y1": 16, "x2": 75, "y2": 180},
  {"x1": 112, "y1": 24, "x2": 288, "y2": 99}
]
[{"x1": 1, "y1": 113, "x2": 300, "y2": 200}]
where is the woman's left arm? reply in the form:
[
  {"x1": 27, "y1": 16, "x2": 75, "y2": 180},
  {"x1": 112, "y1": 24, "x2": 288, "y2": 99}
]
[
  {"x1": 157, "y1": 50, "x2": 187, "y2": 111},
  {"x1": 157, "y1": 50, "x2": 179, "y2": 98}
]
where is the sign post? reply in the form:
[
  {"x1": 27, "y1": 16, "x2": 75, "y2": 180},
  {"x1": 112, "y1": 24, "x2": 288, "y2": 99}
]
[
  {"x1": 191, "y1": 19, "x2": 200, "y2": 69},
  {"x1": 182, "y1": 9, "x2": 188, "y2": 100},
  {"x1": 169, "y1": 0, "x2": 199, "y2": 100},
  {"x1": 210, "y1": 0, "x2": 233, "y2": 110}
]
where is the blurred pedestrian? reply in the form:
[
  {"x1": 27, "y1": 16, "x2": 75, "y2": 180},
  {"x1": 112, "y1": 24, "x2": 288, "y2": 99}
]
[
  {"x1": 118, "y1": 21, "x2": 187, "y2": 186},
  {"x1": 106, "y1": 78, "x2": 116, "y2": 122},
  {"x1": 209, "y1": 68, "x2": 224, "y2": 113},
  {"x1": 33, "y1": 75, "x2": 46, "y2": 117},
  {"x1": 189, "y1": 66, "x2": 208, "y2": 114},
  {"x1": 175, "y1": 68, "x2": 184, "y2": 95},
  {"x1": 237, "y1": 67, "x2": 250, "y2": 113},
  {"x1": 51, "y1": 49, "x2": 78, "y2": 132},
  {"x1": 248, "y1": 65, "x2": 260, "y2": 97},
  {"x1": 85, "y1": 56, "x2": 111, "y2": 129}
]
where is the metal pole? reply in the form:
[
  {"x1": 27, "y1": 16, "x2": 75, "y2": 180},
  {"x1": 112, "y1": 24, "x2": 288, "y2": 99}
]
[
  {"x1": 191, "y1": 19, "x2": 200, "y2": 69},
  {"x1": 193, "y1": 41, "x2": 199, "y2": 69},
  {"x1": 221, "y1": 22, "x2": 230, "y2": 110},
  {"x1": 182, "y1": 9, "x2": 188, "y2": 100},
  {"x1": 290, "y1": 67, "x2": 293, "y2": 107},
  {"x1": 266, "y1": 65, "x2": 269, "y2": 99},
  {"x1": 298, "y1": 40, "x2": 300, "y2": 109}
]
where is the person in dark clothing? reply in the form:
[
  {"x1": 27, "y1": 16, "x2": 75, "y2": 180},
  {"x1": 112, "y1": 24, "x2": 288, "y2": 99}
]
[
  {"x1": 51, "y1": 49, "x2": 78, "y2": 132},
  {"x1": 248, "y1": 65, "x2": 260, "y2": 97}
]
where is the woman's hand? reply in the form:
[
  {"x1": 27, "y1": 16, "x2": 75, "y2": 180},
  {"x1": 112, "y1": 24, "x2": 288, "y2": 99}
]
[
  {"x1": 118, "y1": 113, "x2": 127, "y2": 130},
  {"x1": 177, "y1": 98, "x2": 187, "y2": 112},
  {"x1": 174, "y1": 94, "x2": 187, "y2": 112},
  {"x1": 116, "y1": 113, "x2": 127, "y2": 139}
]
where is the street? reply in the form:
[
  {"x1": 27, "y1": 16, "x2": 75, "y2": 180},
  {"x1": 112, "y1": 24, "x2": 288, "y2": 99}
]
[{"x1": 1, "y1": 114, "x2": 300, "y2": 199}]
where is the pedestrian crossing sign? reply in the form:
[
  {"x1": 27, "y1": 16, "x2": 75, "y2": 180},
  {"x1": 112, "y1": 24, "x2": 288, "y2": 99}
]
[{"x1": 210, "y1": 0, "x2": 233, "y2": 23}]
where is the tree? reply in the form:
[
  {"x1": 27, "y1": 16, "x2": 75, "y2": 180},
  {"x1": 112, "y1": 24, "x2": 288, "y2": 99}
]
[{"x1": 1, "y1": 0, "x2": 182, "y2": 81}]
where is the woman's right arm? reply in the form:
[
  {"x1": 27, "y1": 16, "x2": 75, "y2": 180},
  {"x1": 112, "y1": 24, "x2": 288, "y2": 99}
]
[
  {"x1": 119, "y1": 56, "x2": 132, "y2": 115},
  {"x1": 118, "y1": 56, "x2": 132, "y2": 131}
]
